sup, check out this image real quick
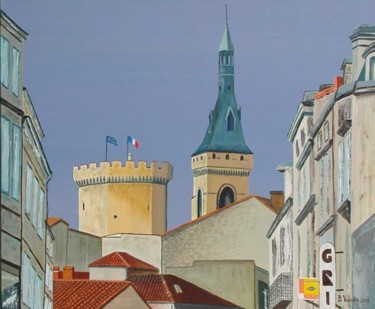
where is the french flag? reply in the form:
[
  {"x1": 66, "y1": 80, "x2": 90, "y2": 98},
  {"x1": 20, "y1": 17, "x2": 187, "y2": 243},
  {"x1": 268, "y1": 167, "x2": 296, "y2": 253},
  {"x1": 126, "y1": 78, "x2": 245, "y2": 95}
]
[{"x1": 127, "y1": 135, "x2": 140, "y2": 149}]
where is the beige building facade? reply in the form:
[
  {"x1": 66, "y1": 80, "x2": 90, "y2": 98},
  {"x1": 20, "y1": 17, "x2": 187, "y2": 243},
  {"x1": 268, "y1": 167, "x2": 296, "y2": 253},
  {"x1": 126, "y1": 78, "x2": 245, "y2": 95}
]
[
  {"x1": 73, "y1": 159, "x2": 173, "y2": 236},
  {"x1": 270, "y1": 24, "x2": 375, "y2": 309}
]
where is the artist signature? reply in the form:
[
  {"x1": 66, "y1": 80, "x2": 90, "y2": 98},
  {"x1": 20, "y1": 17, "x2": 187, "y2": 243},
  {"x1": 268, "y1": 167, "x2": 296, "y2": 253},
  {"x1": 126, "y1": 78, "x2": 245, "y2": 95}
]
[{"x1": 338, "y1": 295, "x2": 370, "y2": 303}]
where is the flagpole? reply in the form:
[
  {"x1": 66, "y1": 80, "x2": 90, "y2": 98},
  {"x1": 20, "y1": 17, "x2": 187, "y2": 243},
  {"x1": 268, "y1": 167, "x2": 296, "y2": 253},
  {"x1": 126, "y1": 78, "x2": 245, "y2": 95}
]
[
  {"x1": 127, "y1": 139, "x2": 129, "y2": 161},
  {"x1": 105, "y1": 137, "x2": 108, "y2": 161}
]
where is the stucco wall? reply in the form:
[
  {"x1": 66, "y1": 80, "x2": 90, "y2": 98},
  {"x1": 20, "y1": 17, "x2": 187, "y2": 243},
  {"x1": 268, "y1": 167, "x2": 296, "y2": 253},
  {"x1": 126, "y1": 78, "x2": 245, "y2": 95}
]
[
  {"x1": 51, "y1": 221, "x2": 102, "y2": 271},
  {"x1": 102, "y1": 233, "x2": 162, "y2": 270},
  {"x1": 166, "y1": 260, "x2": 254, "y2": 309},
  {"x1": 163, "y1": 197, "x2": 275, "y2": 272}
]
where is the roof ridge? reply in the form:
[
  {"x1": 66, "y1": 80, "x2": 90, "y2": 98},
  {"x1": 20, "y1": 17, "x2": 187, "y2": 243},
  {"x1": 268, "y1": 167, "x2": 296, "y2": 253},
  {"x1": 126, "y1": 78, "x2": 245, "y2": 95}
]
[
  {"x1": 163, "y1": 194, "x2": 272, "y2": 236},
  {"x1": 161, "y1": 274, "x2": 175, "y2": 302}
]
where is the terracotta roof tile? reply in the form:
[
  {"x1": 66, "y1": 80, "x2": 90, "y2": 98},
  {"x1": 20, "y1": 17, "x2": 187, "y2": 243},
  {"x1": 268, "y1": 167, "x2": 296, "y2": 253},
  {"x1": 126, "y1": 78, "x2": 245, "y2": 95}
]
[
  {"x1": 54, "y1": 280, "x2": 135, "y2": 309},
  {"x1": 47, "y1": 217, "x2": 69, "y2": 227},
  {"x1": 163, "y1": 195, "x2": 273, "y2": 236},
  {"x1": 128, "y1": 274, "x2": 241, "y2": 307},
  {"x1": 88, "y1": 252, "x2": 158, "y2": 271}
]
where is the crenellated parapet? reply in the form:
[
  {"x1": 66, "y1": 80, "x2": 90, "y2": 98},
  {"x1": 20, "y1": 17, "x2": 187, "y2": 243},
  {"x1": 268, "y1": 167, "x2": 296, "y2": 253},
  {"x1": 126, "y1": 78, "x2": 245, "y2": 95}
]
[{"x1": 73, "y1": 160, "x2": 173, "y2": 188}]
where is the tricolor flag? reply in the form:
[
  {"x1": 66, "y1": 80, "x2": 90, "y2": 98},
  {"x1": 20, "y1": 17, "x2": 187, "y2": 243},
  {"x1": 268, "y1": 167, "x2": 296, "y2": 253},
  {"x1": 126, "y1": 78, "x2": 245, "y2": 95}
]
[
  {"x1": 127, "y1": 135, "x2": 139, "y2": 149},
  {"x1": 106, "y1": 136, "x2": 118, "y2": 146}
]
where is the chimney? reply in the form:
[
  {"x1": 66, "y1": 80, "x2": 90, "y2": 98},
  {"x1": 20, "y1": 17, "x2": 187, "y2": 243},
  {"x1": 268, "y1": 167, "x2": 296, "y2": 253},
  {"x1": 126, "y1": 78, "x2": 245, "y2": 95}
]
[
  {"x1": 63, "y1": 266, "x2": 74, "y2": 280},
  {"x1": 270, "y1": 191, "x2": 284, "y2": 213},
  {"x1": 53, "y1": 266, "x2": 60, "y2": 280},
  {"x1": 350, "y1": 25, "x2": 375, "y2": 80}
]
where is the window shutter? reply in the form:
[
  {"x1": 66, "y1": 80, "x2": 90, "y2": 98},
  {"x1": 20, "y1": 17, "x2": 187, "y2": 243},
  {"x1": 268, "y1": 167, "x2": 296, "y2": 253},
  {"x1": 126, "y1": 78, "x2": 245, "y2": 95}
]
[
  {"x1": 1, "y1": 36, "x2": 9, "y2": 87},
  {"x1": 12, "y1": 47, "x2": 20, "y2": 96},
  {"x1": 1, "y1": 117, "x2": 10, "y2": 193}
]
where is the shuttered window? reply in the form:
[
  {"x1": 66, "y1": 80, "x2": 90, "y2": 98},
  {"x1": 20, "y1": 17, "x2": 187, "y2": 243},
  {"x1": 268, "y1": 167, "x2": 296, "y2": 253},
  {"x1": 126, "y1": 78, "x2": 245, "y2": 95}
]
[
  {"x1": 11, "y1": 124, "x2": 21, "y2": 200},
  {"x1": 12, "y1": 47, "x2": 19, "y2": 96},
  {"x1": 1, "y1": 36, "x2": 9, "y2": 87},
  {"x1": 1, "y1": 117, "x2": 10, "y2": 193}
]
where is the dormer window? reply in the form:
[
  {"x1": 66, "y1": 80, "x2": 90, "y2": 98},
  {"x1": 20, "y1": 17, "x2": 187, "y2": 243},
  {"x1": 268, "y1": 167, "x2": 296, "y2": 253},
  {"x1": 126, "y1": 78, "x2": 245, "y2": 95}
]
[{"x1": 226, "y1": 110, "x2": 234, "y2": 131}]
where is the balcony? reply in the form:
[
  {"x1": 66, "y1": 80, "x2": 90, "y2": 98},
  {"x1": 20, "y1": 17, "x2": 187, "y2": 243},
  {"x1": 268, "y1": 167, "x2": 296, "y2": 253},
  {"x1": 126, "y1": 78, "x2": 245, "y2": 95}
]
[{"x1": 269, "y1": 272, "x2": 293, "y2": 309}]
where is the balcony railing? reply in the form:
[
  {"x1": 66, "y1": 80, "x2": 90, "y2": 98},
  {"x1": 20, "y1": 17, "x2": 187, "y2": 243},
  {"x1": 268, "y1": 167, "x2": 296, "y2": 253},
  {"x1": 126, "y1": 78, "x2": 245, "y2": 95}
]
[{"x1": 269, "y1": 272, "x2": 293, "y2": 309}]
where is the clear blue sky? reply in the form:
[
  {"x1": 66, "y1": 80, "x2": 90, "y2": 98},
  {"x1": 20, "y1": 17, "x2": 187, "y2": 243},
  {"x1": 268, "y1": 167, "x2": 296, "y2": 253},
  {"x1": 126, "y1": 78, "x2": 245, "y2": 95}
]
[{"x1": 3, "y1": 1, "x2": 374, "y2": 229}]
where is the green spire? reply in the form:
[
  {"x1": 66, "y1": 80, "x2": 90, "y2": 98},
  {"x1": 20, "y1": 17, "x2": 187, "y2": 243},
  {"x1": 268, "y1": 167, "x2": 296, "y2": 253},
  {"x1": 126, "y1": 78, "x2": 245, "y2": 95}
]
[
  {"x1": 219, "y1": 24, "x2": 234, "y2": 52},
  {"x1": 192, "y1": 17, "x2": 252, "y2": 157}
]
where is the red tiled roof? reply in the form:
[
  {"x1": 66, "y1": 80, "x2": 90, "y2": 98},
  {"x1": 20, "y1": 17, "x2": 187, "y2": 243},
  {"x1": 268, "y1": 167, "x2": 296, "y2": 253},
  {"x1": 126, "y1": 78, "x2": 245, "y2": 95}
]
[
  {"x1": 88, "y1": 252, "x2": 158, "y2": 271},
  {"x1": 47, "y1": 217, "x2": 69, "y2": 227},
  {"x1": 163, "y1": 195, "x2": 273, "y2": 236},
  {"x1": 128, "y1": 274, "x2": 241, "y2": 307},
  {"x1": 54, "y1": 280, "x2": 138, "y2": 309}
]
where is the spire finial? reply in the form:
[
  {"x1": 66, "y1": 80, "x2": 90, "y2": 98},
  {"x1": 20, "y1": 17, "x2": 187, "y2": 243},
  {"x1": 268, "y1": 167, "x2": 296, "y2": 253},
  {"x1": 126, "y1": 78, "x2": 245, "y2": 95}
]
[{"x1": 225, "y1": 4, "x2": 228, "y2": 26}]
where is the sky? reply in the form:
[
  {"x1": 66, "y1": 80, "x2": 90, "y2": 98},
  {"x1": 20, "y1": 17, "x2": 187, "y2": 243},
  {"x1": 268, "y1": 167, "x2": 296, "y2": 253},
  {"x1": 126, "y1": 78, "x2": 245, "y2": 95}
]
[{"x1": 2, "y1": 1, "x2": 374, "y2": 230}]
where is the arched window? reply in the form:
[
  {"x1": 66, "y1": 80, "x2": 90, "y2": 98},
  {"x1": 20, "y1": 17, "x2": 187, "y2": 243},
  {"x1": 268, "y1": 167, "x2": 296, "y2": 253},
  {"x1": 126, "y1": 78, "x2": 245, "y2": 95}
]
[
  {"x1": 213, "y1": 153, "x2": 216, "y2": 159},
  {"x1": 227, "y1": 110, "x2": 234, "y2": 131},
  {"x1": 197, "y1": 190, "x2": 203, "y2": 217},
  {"x1": 218, "y1": 186, "x2": 234, "y2": 209},
  {"x1": 225, "y1": 154, "x2": 230, "y2": 160},
  {"x1": 370, "y1": 57, "x2": 375, "y2": 80},
  {"x1": 240, "y1": 155, "x2": 244, "y2": 161}
]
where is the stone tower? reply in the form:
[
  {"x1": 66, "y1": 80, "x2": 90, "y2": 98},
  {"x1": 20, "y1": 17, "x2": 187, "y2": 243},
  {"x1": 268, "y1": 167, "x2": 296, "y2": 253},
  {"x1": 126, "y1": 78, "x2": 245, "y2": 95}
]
[
  {"x1": 191, "y1": 21, "x2": 253, "y2": 219},
  {"x1": 73, "y1": 159, "x2": 173, "y2": 236}
]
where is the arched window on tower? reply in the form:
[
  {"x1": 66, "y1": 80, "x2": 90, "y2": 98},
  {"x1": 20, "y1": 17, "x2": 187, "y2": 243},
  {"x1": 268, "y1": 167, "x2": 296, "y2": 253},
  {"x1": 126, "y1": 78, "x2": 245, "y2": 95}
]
[
  {"x1": 227, "y1": 110, "x2": 235, "y2": 131},
  {"x1": 218, "y1": 186, "x2": 234, "y2": 209},
  {"x1": 197, "y1": 189, "x2": 203, "y2": 217},
  {"x1": 370, "y1": 57, "x2": 375, "y2": 80}
]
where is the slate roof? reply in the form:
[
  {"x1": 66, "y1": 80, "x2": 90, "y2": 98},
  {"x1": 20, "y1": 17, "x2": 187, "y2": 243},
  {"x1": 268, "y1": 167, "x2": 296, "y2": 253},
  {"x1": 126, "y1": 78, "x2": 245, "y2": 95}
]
[
  {"x1": 128, "y1": 274, "x2": 241, "y2": 307},
  {"x1": 88, "y1": 251, "x2": 158, "y2": 271},
  {"x1": 192, "y1": 23, "x2": 251, "y2": 156},
  {"x1": 53, "y1": 280, "x2": 146, "y2": 309}
]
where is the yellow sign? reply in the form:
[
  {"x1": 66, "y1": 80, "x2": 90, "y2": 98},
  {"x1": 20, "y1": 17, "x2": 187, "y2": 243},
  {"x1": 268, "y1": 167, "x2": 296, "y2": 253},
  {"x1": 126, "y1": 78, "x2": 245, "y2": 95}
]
[{"x1": 299, "y1": 278, "x2": 319, "y2": 300}]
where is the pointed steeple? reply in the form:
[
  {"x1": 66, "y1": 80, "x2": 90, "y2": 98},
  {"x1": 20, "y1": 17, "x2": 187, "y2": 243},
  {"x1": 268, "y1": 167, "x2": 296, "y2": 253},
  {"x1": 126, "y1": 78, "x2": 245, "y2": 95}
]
[{"x1": 192, "y1": 16, "x2": 252, "y2": 156}]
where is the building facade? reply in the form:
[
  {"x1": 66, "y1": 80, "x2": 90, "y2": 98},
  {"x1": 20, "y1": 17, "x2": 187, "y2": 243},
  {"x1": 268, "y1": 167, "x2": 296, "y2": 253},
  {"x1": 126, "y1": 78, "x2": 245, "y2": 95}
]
[
  {"x1": 191, "y1": 21, "x2": 253, "y2": 219},
  {"x1": 1, "y1": 10, "x2": 27, "y2": 307},
  {"x1": 1, "y1": 10, "x2": 53, "y2": 309},
  {"x1": 270, "y1": 24, "x2": 375, "y2": 309},
  {"x1": 73, "y1": 159, "x2": 173, "y2": 236}
]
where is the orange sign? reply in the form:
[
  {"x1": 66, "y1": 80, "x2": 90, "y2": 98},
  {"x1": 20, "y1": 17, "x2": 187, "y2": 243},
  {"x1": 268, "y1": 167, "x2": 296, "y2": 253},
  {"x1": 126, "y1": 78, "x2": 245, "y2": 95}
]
[{"x1": 299, "y1": 278, "x2": 319, "y2": 300}]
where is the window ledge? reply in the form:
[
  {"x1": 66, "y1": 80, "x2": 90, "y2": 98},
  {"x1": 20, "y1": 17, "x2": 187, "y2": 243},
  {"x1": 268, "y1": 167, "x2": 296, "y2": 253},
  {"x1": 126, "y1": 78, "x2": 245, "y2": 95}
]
[
  {"x1": 337, "y1": 119, "x2": 352, "y2": 137},
  {"x1": 337, "y1": 199, "x2": 351, "y2": 223},
  {"x1": 316, "y1": 215, "x2": 335, "y2": 236},
  {"x1": 295, "y1": 194, "x2": 315, "y2": 226},
  {"x1": 314, "y1": 139, "x2": 333, "y2": 161}
]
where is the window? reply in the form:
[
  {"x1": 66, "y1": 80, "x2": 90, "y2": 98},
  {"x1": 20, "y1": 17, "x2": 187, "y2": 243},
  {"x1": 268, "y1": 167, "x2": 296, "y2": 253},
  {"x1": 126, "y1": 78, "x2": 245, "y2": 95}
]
[
  {"x1": 280, "y1": 227, "x2": 285, "y2": 266},
  {"x1": 1, "y1": 36, "x2": 9, "y2": 87},
  {"x1": 26, "y1": 165, "x2": 33, "y2": 216},
  {"x1": 22, "y1": 254, "x2": 43, "y2": 308},
  {"x1": 272, "y1": 238, "x2": 277, "y2": 276},
  {"x1": 1, "y1": 117, "x2": 21, "y2": 200},
  {"x1": 1, "y1": 117, "x2": 10, "y2": 193},
  {"x1": 300, "y1": 129, "x2": 306, "y2": 147},
  {"x1": 12, "y1": 47, "x2": 19, "y2": 96},
  {"x1": 295, "y1": 140, "x2": 300, "y2": 157},
  {"x1": 197, "y1": 189, "x2": 203, "y2": 218},
  {"x1": 225, "y1": 154, "x2": 230, "y2": 160},
  {"x1": 37, "y1": 190, "x2": 45, "y2": 238},
  {"x1": 218, "y1": 186, "x2": 234, "y2": 209},
  {"x1": 324, "y1": 121, "x2": 330, "y2": 141},
  {"x1": 2, "y1": 266, "x2": 20, "y2": 308},
  {"x1": 227, "y1": 110, "x2": 234, "y2": 131},
  {"x1": 212, "y1": 153, "x2": 216, "y2": 159},
  {"x1": 370, "y1": 57, "x2": 375, "y2": 80},
  {"x1": 11, "y1": 124, "x2": 21, "y2": 200},
  {"x1": 338, "y1": 133, "x2": 352, "y2": 206}
]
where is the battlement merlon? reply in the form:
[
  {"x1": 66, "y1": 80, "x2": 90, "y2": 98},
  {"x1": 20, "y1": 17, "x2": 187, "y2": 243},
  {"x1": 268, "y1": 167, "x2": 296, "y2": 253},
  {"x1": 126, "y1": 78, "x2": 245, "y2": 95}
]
[{"x1": 73, "y1": 160, "x2": 173, "y2": 187}]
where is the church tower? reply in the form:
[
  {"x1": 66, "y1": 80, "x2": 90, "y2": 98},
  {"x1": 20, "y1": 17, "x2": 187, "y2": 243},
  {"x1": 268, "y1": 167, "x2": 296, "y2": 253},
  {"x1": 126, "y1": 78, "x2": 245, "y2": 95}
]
[{"x1": 191, "y1": 19, "x2": 253, "y2": 219}]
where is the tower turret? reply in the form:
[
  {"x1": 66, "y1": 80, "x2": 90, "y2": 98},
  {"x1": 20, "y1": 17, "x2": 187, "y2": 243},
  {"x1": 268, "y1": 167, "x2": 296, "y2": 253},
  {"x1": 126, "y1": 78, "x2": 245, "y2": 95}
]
[
  {"x1": 73, "y1": 160, "x2": 173, "y2": 236},
  {"x1": 191, "y1": 17, "x2": 253, "y2": 219}
]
